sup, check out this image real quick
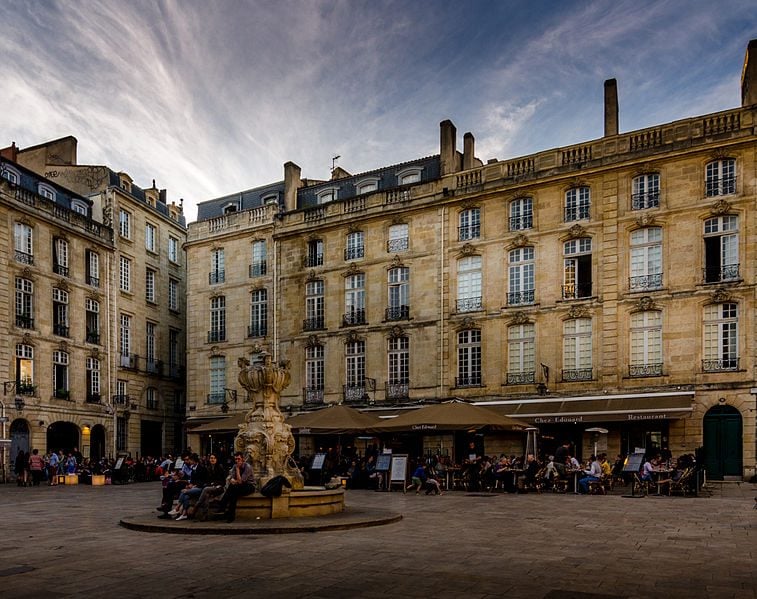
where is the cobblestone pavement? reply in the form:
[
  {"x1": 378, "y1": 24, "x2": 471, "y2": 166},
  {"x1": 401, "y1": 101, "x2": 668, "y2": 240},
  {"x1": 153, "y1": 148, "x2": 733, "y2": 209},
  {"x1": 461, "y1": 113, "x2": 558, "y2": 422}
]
[{"x1": 0, "y1": 481, "x2": 754, "y2": 599}]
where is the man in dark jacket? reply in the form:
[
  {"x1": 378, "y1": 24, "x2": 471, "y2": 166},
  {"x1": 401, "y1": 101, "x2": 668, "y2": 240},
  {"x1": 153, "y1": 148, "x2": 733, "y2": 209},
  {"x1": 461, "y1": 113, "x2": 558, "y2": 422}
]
[
  {"x1": 215, "y1": 452, "x2": 255, "y2": 522},
  {"x1": 171, "y1": 454, "x2": 210, "y2": 520}
]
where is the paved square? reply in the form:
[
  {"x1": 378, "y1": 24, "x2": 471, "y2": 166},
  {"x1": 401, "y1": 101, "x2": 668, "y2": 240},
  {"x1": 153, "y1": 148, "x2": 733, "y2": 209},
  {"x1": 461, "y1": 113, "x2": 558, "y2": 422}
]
[{"x1": 0, "y1": 482, "x2": 754, "y2": 598}]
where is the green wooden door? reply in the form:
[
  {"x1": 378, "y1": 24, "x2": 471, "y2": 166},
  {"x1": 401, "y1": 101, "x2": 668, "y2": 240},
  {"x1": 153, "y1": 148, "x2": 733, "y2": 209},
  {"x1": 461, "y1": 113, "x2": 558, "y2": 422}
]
[{"x1": 703, "y1": 406, "x2": 742, "y2": 479}]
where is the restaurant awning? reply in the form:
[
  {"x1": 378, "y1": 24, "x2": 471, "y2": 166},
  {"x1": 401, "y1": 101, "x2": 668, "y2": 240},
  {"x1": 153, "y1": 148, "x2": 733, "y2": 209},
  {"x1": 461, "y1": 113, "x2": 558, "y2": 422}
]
[
  {"x1": 476, "y1": 391, "x2": 694, "y2": 424},
  {"x1": 190, "y1": 413, "x2": 245, "y2": 434},
  {"x1": 372, "y1": 400, "x2": 531, "y2": 432},
  {"x1": 286, "y1": 404, "x2": 382, "y2": 434}
]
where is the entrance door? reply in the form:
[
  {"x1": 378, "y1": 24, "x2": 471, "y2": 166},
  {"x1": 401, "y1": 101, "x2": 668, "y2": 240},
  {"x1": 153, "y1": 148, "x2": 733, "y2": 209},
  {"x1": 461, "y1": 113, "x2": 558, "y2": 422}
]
[
  {"x1": 10, "y1": 419, "x2": 30, "y2": 472},
  {"x1": 703, "y1": 405, "x2": 742, "y2": 479},
  {"x1": 141, "y1": 420, "x2": 163, "y2": 458},
  {"x1": 90, "y1": 425, "x2": 106, "y2": 461}
]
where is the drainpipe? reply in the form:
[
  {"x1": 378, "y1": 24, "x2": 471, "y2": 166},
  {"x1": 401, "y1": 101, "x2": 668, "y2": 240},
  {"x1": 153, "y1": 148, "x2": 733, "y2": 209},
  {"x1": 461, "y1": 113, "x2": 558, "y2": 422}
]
[
  {"x1": 0, "y1": 399, "x2": 6, "y2": 482},
  {"x1": 439, "y1": 206, "x2": 446, "y2": 399}
]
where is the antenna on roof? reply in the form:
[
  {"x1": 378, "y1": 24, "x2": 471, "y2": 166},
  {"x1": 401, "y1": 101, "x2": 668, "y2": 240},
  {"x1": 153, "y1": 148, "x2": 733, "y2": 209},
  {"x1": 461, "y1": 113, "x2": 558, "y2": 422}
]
[{"x1": 331, "y1": 155, "x2": 340, "y2": 171}]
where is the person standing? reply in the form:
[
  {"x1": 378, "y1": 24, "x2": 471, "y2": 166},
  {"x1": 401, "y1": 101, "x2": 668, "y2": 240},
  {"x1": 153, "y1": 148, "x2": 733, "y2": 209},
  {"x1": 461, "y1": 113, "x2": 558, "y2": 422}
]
[
  {"x1": 47, "y1": 450, "x2": 60, "y2": 485},
  {"x1": 28, "y1": 449, "x2": 45, "y2": 486},
  {"x1": 216, "y1": 452, "x2": 255, "y2": 522},
  {"x1": 15, "y1": 449, "x2": 28, "y2": 487}
]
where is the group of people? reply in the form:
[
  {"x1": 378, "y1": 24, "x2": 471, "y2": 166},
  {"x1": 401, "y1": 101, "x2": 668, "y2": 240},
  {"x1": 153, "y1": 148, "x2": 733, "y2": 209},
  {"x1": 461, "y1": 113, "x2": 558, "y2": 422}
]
[{"x1": 14, "y1": 447, "x2": 82, "y2": 486}]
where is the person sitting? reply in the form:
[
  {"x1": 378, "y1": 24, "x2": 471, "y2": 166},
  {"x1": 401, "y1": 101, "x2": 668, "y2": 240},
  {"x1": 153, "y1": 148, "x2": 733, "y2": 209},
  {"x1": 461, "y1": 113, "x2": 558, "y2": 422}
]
[
  {"x1": 214, "y1": 452, "x2": 255, "y2": 522},
  {"x1": 193, "y1": 454, "x2": 228, "y2": 521},
  {"x1": 406, "y1": 462, "x2": 427, "y2": 495},
  {"x1": 578, "y1": 455, "x2": 603, "y2": 494},
  {"x1": 171, "y1": 454, "x2": 209, "y2": 520},
  {"x1": 640, "y1": 456, "x2": 658, "y2": 483},
  {"x1": 517, "y1": 454, "x2": 540, "y2": 493},
  {"x1": 424, "y1": 464, "x2": 444, "y2": 495}
]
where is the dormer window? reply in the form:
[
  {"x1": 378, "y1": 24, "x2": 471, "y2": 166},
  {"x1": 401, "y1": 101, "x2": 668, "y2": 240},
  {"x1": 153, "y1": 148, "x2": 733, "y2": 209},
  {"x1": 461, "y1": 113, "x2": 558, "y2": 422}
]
[
  {"x1": 317, "y1": 187, "x2": 338, "y2": 204},
  {"x1": 356, "y1": 177, "x2": 380, "y2": 195},
  {"x1": 1, "y1": 164, "x2": 20, "y2": 184},
  {"x1": 262, "y1": 193, "x2": 279, "y2": 205},
  {"x1": 397, "y1": 167, "x2": 422, "y2": 186},
  {"x1": 71, "y1": 200, "x2": 88, "y2": 216},
  {"x1": 119, "y1": 175, "x2": 132, "y2": 193},
  {"x1": 38, "y1": 183, "x2": 56, "y2": 201}
]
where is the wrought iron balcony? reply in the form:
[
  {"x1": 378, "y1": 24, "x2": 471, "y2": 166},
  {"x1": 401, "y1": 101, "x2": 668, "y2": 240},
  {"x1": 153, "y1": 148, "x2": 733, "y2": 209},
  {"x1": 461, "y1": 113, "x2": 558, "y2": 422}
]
[
  {"x1": 385, "y1": 305, "x2": 410, "y2": 321},
  {"x1": 458, "y1": 224, "x2": 480, "y2": 240},
  {"x1": 87, "y1": 275, "x2": 100, "y2": 287},
  {"x1": 303, "y1": 387, "x2": 324, "y2": 405},
  {"x1": 15, "y1": 315, "x2": 34, "y2": 329},
  {"x1": 702, "y1": 358, "x2": 739, "y2": 372},
  {"x1": 509, "y1": 215, "x2": 533, "y2": 231},
  {"x1": 455, "y1": 376, "x2": 482, "y2": 388},
  {"x1": 702, "y1": 264, "x2": 740, "y2": 284},
  {"x1": 207, "y1": 330, "x2": 226, "y2": 343},
  {"x1": 86, "y1": 331, "x2": 100, "y2": 344},
  {"x1": 247, "y1": 324, "x2": 268, "y2": 338},
  {"x1": 86, "y1": 393, "x2": 101, "y2": 404},
  {"x1": 629, "y1": 363, "x2": 663, "y2": 377},
  {"x1": 629, "y1": 273, "x2": 663, "y2": 292},
  {"x1": 342, "y1": 309, "x2": 366, "y2": 326},
  {"x1": 53, "y1": 263, "x2": 69, "y2": 277},
  {"x1": 562, "y1": 368, "x2": 593, "y2": 382},
  {"x1": 561, "y1": 284, "x2": 592, "y2": 300},
  {"x1": 387, "y1": 237, "x2": 409, "y2": 252},
  {"x1": 249, "y1": 261, "x2": 267, "y2": 277},
  {"x1": 303, "y1": 317, "x2": 325, "y2": 331},
  {"x1": 112, "y1": 394, "x2": 129, "y2": 405},
  {"x1": 343, "y1": 385, "x2": 367, "y2": 403},
  {"x1": 208, "y1": 270, "x2": 225, "y2": 284},
  {"x1": 564, "y1": 206, "x2": 590, "y2": 222},
  {"x1": 15, "y1": 250, "x2": 33, "y2": 265},
  {"x1": 631, "y1": 192, "x2": 660, "y2": 210},
  {"x1": 705, "y1": 176, "x2": 736, "y2": 197},
  {"x1": 53, "y1": 323, "x2": 69, "y2": 337},
  {"x1": 120, "y1": 353, "x2": 138, "y2": 369},
  {"x1": 507, "y1": 290, "x2": 535, "y2": 305},
  {"x1": 303, "y1": 253, "x2": 324, "y2": 268},
  {"x1": 386, "y1": 382, "x2": 409, "y2": 401},
  {"x1": 207, "y1": 392, "x2": 225, "y2": 405},
  {"x1": 344, "y1": 246, "x2": 365, "y2": 261},
  {"x1": 456, "y1": 297, "x2": 483, "y2": 313},
  {"x1": 506, "y1": 371, "x2": 536, "y2": 385},
  {"x1": 17, "y1": 383, "x2": 36, "y2": 396}
]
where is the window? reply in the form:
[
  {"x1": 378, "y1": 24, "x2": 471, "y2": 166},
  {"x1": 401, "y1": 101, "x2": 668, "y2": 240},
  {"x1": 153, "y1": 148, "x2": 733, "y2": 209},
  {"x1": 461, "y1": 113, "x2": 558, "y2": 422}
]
[
  {"x1": 459, "y1": 207, "x2": 480, "y2": 240},
  {"x1": 169, "y1": 278, "x2": 179, "y2": 311},
  {"x1": 145, "y1": 387, "x2": 158, "y2": 410},
  {"x1": 86, "y1": 357, "x2": 100, "y2": 402},
  {"x1": 387, "y1": 223, "x2": 409, "y2": 253},
  {"x1": 630, "y1": 227, "x2": 662, "y2": 291},
  {"x1": 705, "y1": 159, "x2": 736, "y2": 197},
  {"x1": 71, "y1": 200, "x2": 88, "y2": 215},
  {"x1": 85, "y1": 298, "x2": 100, "y2": 344},
  {"x1": 146, "y1": 322, "x2": 157, "y2": 372},
  {"x1": 457, "y1": 329, "x2": 482, "y2": 387},
  {"x1": 397, "y1": 167, "x2": 422, "y2": 185},
  {"x1": 145, "y1": 222, "x2": 157, "y2": 252},
  {"x1": 563, "y1": 318, "x2": 592, "y2": 381},
  {"x1": 563, "y1": 238, "x2": 592, "y2": 299},
  {"x1": 38, "y1": 183, "x2": 55, "y2": 200},
  {"x1": 116, "y1": 380, "x2": 128, "y2": 403},
  {"x1": 306, "y1": 239, "x2": 324, "y2": 267},
  {"x1": 305, "y1": 344, "x2": 324, "y2": 403},
  {"x1": 565, "y1": 187, "x2": 590, "y2": 221},
  {"x1": 317, "y1": 187, "x2": 338, "y2": 203},
  {"x1": 632, "y1": 173, "x2": 660, "y2": 209},
  {"x1": 53, "y1": 237, "x2": 69, "y2": 277},
  {"x1": 344, "y1": 273, "x2": 366, "y2": 325},
  {"x1": 249, "y1": 289, "x2": 268, "y2": 337},
  {"x1": 703, "y1": 303, "x2": 738, "y2": 371},
  {"x1": 209, "y1": 296, "x2": 226, "y2": 342},
  {"x1": 387, "y1": 336, "x2": 409, "y2": 400},
  {"x1": 119, "y1": 209, "x2": 132, "y2": 239},
  {"x1": 457, "y1": 256, "x2": 482, "y2": 312},
  {"x1": 52, "y1": 288, "x2": 69, "y2": 337},
  {"x1": 250, "y1": 240, "x2": 267, "y2": 277},
  {"x1": 168, "y1": 236, "x2": 179, "y2": 263},
  {"x1": 703, "y1": 215, "x2": 739, "y2": 283},
  {"x1": 1, "y1": 164, "x2": 19, "y2": 184},
  {"x1": 356, "y1": 178, "x2": 379, "y2": 194},
  {"x1": 119, "y1": 256, "x2": 131, "y2": 292},
  {"x1": 507, "y1": 323, "x2": 535, "y2": 384},
  {"x1": 145, "y1": 269, "x2": 156, "y2": 303},
  {"x1": 14, "y1": 223, "x2": 33, "y2": 264},
  {"x1": 509, "y1": 197, "x2": 533, "y2": 231},
  {"x1": 169, "y1": 329, "x2": 180, "y2": 376},
  {"x1": 15, "y1": 277, "x2": 34, "y2": 329},
  {"x1": 53, "y1": 350, "x2": 69, "y2": 398},
  {"x1": 345, "y1": 231, "x2": 365, "y2": 261},
  {"x1": 116, "y1": 417, "x2": 127, "y2": 451},
  {"x1": 630, "y1": 311, "x2": 663, "y2": 377},
  {"x1": 15, "y1": 344, "x2": 34, "y2": 394},
  {"x1": 387, "y1": 267, "x2": 409, "y2": 321},
  {"x1": 120, "y1": 314, "x2": 132, "y2": 367},
  {"x1": 86, "y1": 250, "x2": 100, "y2": 287},
  {"x1": 345, "y1": 339, "x2": 366, "y2": 390},
  {"x1": 305, "y1": 280, "x2": 325, "y2": 330},
  {"x1": 223, "y1": 203, "x2": 238, "y2": 215},
  {"x1": 209, "y1": 356, "x2": 226, "y2": 403},
  {"x1": 508, "y1": 247, "x2": 535, "y2": 305},
  {"x1": 210, "y1": 248, "x2": 225, "y2": 284}
]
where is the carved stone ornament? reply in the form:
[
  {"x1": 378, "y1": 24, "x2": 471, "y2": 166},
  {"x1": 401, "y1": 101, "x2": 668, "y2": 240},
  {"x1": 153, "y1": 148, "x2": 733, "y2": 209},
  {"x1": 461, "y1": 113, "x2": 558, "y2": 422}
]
[
  {"x1": 89, "y1": 348, "x2": 101, "y2": 359},
  {"x1": 55, "y1": 231, "x2": 69, "y2": 242},
  {"x1": 460, "y1": 200, "x2": 479, "y2": 211},
  {"x1": 459, "y1": 243, "x2": 477, "y2": 257},
  {"x1": 57, "y1": 340, "x2": 68, "y2": 352},
  {"x1": 211, "y1": 243, "x2": 221, "y2": 252},
  {"x1": 567, "y1": 305, "x2": 591, "y2": 320},
  {"x1": 632, "y1": 163, "x2": 659, "y2": 177},
  {"x1": 508, "y1": 311, "x2": 530, "y2": 325},
  {"x1": 238, "y1": 356, "x2": 250, "y2": 369},
  {"x1": 306, "y1": 270, "x2": 318, "y2": 282},
  {"x1": 345, "y1": 330, "x2": 363, "y2": 344},
  {"x1": 347, "y1": 223, "x2": 362, "y2": 234},
  {"x1": 711, "y1": 288, "x2": 732, "y2": 304},
  {"x1": 56, "y1": 280, "x2": 70, "y2": 292},
  {"x1": 567, "y1": 224, "x2": 587, "y2": 239},
  {"x1": 342, "y1": 263, "x2": 362, "y2": 277},
  {"x1": 388, "y1": 325, "x2": 405, "y2": 339},
  {"x1": 87, "y1": 291, "x2": 102, "y2": 302},
  {"x1": 250, "y1": 343, "x2": 264, "y2": 355},
  {"x1": 635, "y1": 213, "x2": 656, "y2": 228},
  {"x1": 102, "y1": 203, "x2": 112, "y2": 227},
  {"x1": 634, "y1": 296, "x2": 656, "y2": 312},
  {"x1": 710, "y1": 148, "x2": 729, "y2": 161},
  {"x1": 209, "y1": 291, "x2": 222, "y2": 300},
  {"x1": 305, "y1": 335, "x2": 321, "y2": 348},
  {"x1": 456, "y1": 316, "x2": 478, "y2": 331},
  {"x1": 710, "y1": 199, "x2": 732, "y2": 216},
  {"x1": 21, "y1": 267, "x2": 34, "y2": 280},
  {"x1": 507, "y1": 233, "x2": 530, "y2": 249},
  {"x1": 21, "y1": 333, "x2": 34, "y2": 346},
  {"x1": 390, "y1": 216, "x2": 406, "y2": 226},
  {"x1": 209, "y1": 345, "x2": 221, "y2": 357},
  {"x1": 389, "y1": 255, "x2": 404, "y2": 268}
]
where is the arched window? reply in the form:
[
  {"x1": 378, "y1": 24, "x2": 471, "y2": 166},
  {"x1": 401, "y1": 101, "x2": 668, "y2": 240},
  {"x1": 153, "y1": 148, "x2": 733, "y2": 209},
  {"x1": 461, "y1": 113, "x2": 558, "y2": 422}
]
[
  {"x1": 705, "y1": 159, "x2": 736, "y2": 196},
  {"x1": 509, "y1": 197, "x2": 533, "y2": 230},
  {"x1": 630, "y1": 227, "x2": 662, "y2": 291},
  {"x1": 632, "y1": 173, "x2": 660, "y2": 209},
  {"x1": 508, "y1": 247, "x2": 535, "y2": 305},
  {"x1": 564, "y1": 187, "x2": 590, "y2": 221},
  {"x1": 563, "y1": 318, "x2": 592, "y2": 381},
  {"x1": 457, "y1": 256, "x2": 482, "y2": 312},
  {"x1": 629, "y1": 311, "x2": 662, "y2": 377},
  {"x1": 507, "y1": 323, "x2": 535, "y2": 384},
  {"x1": 703, "y1": 303, "x2": 738, "y2": 371}
]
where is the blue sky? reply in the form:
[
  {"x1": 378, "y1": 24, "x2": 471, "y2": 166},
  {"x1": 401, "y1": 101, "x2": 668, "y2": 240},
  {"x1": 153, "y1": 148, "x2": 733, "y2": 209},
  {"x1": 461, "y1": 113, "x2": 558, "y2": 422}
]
[{"x1": 1, "y1": 0, "x2": 755, "y2": 221}]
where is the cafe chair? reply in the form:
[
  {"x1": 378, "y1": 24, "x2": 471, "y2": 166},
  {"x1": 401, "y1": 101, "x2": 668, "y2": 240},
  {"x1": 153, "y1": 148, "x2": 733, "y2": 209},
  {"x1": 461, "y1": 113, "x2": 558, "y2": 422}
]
[
  {"x1": 632, "y1": 473, "x2": 650, "y2": 496},
  {"x1": 588, "y1": 477, "x2": 608, "y2": 495},
  {"x1": 668, "y1": 468, "x2": 695, "y2": 497}
]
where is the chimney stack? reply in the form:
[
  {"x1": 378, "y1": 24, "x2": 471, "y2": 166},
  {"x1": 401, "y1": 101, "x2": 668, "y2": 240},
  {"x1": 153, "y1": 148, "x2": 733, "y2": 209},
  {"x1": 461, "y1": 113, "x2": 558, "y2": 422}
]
[
  {"x1": 440, "y1": 120, "x2": 458, "y2": 176},
  {"x1": 284, "y1": 161, "x2": 302, "y2": 212},
  {"x1": 463, "y1": 132, "x2": 475, "y2": 170},
  {"x1": 741, "y1": 39, "x2": 757, "y2": 107},
  {"x1": 604, "y1": 79, "x2": 619, "y2": 137}
]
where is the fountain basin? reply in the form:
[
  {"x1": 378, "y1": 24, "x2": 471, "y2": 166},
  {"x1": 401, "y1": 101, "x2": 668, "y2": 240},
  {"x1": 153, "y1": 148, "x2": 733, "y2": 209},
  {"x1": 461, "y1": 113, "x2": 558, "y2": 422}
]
[{"x1": 236, "y1": 487, "x2": 344, "y2": 520}]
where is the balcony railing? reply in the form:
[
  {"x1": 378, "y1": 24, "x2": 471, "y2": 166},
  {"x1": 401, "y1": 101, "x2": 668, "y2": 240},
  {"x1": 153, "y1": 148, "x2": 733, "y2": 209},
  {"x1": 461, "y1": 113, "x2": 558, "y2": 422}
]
[
  {"x1": 120, "y1": 354, "x2": 138, "y2": 369},
  {"x1": 561, "y1": 284, "x2": 592, "y2": 300},
  {"x1": 249, "y1": 261, "x2": 267, "y2": 277},
  {"x1": 87, "y1": 275, "x2": 100, "y2": 287},
  {"x1": 703, "y1": 264, "x2": 740, "y2": 284},
  {"x1": 303, "y1": 253, "x2": 324, "y2": 268},
  {"x1": 631, "y1": 192, "x2": 660, "y2": 210},
  {"x1": 387, "y1": 237, "x2": 409, "y2": 253},
  {"x1": 247, "y1": 324, "x2": 268, "y2": 337},
  {"x1": 562, "y1": 368, "x2": 593, "y2": 381},
  {"x1": 86, "y1": 393, "x2": 102, "y2": 404},
  {"x1": 629, "y1": 273, "x2": 663, "y2": 292},
  {"x1": 207, "y1": 392, "x2": 225, "y2": 405},
  {"x1": 343, "y1": 385, "x2": 367, "y2": 403},
  {"x1": 564, "y1": 206, "x2": 590, "y2": 222},
  {"x1": 208, "y1": 270, "x2": 225, "y2": 284},
  {"x1": 344, "y1": 246, "x2": 365, "y2": 261},
  {"x1": 629, "y1": 363, "x2": 663, "y2": 377},
  {"x1": 86, "y1": 331, "x2": 100, "y2": 344},
  {"x1": 458, "y1": 224, "x2": 480, "y2": 240},
  {"x1": 705, "y1": 176, "x2": 736, "y2": 197},
  {"x1": 509, "y1": 215, "x2": 533, "y2": 231},
  {"x1": 303, "y1": 317, "x2": 325, "y2": 331},
  {"x1": 385, "y1": 305, "x2": 410, "y2": 321},
  {"x1": 17, "y1": 383, "x2": 36, "y2": 396},
  {"x1": 16, "y1": 315, "x2": 34, "y2": 329},
  {"x1": 702, "y1": 358, "x2": 739, "y2": 372},
  {"x1": 303, "y1": 387, "x2": 324, "y2": 405},
  {"x1": 455, "y1": 376, "x2": 482, "y2": 388},
  {"x1": 507, "y1": 290, "x2": 535, "y2": 306},
  {"x1": 506, "y1": 371, "x2": 535, "y2": 385},
  {"x1": 146, "y1": 360, "x2": 163, "y2": 375},
  {"x1": 53, "y1": 263, "x2": 69, "y2": 277},
  {"x1": 456, "y1": 297, "x2": 483, "y2": 313},
  {"x1": 386, "y1": 382, "x2": 409, "y2": 401},
  {"x1": 112, "y1": 394, "x2": 129, "y2": 405},
  {"x1": 15, "y1": 250, "x2": 33, "y2": 265},
  {"x1": 207, "y1": 330, "x2": 226, "y2": 343},
  {"x1": 342, "y1": 309, "x2": 366, "y2": 326},
  {"x1": 53, "y1": 323, "x2": 69, "y2": 337}
]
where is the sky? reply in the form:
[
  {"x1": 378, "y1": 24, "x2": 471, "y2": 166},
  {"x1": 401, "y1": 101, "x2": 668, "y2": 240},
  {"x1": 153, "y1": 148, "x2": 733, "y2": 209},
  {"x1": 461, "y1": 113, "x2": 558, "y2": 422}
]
[{"x1": 1, "y1": 0, "x2": 755, "y2": 222}]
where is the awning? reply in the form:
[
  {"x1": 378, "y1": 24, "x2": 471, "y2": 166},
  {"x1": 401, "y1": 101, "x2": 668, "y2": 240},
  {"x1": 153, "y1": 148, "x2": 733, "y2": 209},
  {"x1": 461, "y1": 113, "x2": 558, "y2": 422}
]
[
  {"x1": 476, "y1": 391, "x2": 694, "y2": 425},
  {"x1": 189, "y1": 413, "x2": 245, "y2": 433}
]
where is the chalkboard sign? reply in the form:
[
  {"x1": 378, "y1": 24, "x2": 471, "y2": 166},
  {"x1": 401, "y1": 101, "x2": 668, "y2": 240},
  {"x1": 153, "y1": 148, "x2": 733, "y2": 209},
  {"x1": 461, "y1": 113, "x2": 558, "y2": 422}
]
[
  {"x1": 390, "y1": 454, "x2": 408, "y2": 483},
  {"x1": 622, "y1": 452, "x2": 645, "y2": 473},
  {"x1": 375, "y1": 454, "x2": 391, "y2": 472},
  {"x1": 114, "y1": 457, "x2": 125, "y2": 470},
  {"x1": 311, "y1": 453, "x2": 326, "y2": 471}
]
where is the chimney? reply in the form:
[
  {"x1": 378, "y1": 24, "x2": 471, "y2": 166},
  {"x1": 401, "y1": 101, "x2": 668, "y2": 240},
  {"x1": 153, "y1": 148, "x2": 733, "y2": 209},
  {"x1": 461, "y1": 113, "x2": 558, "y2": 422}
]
[
  {"x1": 440, "y1": 120, "x2": 458, "y2": 176},
  {"x1": 463, "y1": 132, "x2": 475, "y2": 170},
  {"x1": 284, "y1": 161, "x2": 302, "y2": 212},
  {"x1": 0, "y1": 141, "x2": 18, "y2": 161},
  {"x1": 604, "y1": 79, "x2": 619, "y2": 137},
  {"x1": 741, "y1": 39, "x2": 757, "y2": 106}
]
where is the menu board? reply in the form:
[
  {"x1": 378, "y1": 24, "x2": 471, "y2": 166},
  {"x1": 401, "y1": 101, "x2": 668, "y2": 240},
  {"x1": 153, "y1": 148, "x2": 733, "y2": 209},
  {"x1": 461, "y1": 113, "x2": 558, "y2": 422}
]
[
  {"x1": 622, "y1": 452, "x2": 645, "y2": 473},
  {"x1": 311, "y1": 453, "x2": 326, "y2": 471},
  {"x1": 390, "y1": 454, "x2": 408, "y2": 483}
]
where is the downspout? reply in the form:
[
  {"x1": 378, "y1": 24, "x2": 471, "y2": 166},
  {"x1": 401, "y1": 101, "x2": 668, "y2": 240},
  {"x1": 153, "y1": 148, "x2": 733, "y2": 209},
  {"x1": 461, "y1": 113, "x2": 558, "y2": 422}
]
[{"x1": 439, "y1": 206, "x2": 446, "y2": 399}]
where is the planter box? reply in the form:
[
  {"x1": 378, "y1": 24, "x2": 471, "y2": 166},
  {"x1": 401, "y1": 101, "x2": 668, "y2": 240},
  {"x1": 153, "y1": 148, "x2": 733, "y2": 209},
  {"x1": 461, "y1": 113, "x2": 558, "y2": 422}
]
[
  {"x1": 65, "y1": 474, "x2": 79, "y2": 485},
  {"x1": 91, "y1": 474, "x2": 106, "y2": 486}
]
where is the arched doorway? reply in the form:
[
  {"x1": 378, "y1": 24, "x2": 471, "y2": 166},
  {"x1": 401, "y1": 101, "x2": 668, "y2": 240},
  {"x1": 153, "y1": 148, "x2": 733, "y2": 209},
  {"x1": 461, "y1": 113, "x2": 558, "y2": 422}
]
[
  {"x1": 46, "y1": 421, "x2": 80, "y2": 455},
  {"x1": 703, "y1": 405, "x2": 742, "y2": 480},
  {"x1": 10, "y1": 419, "x2": 30, "y2": 471},
  {"x1": 90, "y1": 425, "x2": 106, "y2": 461}
]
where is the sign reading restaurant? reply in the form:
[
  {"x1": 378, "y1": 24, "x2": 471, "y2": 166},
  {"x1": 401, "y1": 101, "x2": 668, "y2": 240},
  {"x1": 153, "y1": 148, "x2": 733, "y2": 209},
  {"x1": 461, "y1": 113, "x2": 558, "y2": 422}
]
[{"x1": 533, "y1": 413, "x2": 669, "y2": 424}]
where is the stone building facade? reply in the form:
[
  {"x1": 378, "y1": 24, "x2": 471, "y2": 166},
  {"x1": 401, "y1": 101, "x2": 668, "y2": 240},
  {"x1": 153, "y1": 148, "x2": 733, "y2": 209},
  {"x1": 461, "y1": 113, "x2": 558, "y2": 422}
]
[{"x1": 185, "y1": 41, "x2": 757, "y2": 479}]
